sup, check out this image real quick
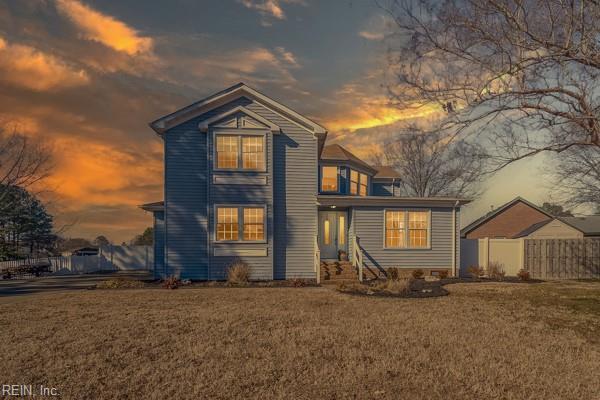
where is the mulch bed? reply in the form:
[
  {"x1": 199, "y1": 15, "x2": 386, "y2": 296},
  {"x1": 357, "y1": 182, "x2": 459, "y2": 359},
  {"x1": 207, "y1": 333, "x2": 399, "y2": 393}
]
[{"x1": 337, "y1": 279, "x2": 449, "y2": 298}]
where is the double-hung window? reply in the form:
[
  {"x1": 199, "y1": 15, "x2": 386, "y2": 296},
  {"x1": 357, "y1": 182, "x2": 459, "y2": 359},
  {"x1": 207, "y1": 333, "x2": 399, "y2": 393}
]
[
  {"x1": 216, "y1": 206, "x2": 265, "y2": 242},
  {"x1": 384, "y1": 210, "x2": 430, "y2": 248},
  {"x1": 215, "y1": 134, "x2": 265, "y2": 171},
  {"x1": 350, "y1": 169, "x2": 368, "y2": 196}
]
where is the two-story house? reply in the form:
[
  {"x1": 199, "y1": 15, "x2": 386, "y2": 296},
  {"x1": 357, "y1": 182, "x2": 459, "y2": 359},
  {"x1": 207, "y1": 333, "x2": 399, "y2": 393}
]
[{"x1": 140, "y1": 83, "x2": 469, "y2": 281}]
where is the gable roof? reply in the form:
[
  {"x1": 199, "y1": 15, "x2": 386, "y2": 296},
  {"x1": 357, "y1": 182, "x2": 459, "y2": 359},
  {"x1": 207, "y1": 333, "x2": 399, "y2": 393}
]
[
  {"x1": 372, "y1": 165, "x2": 402, "y2": 179},
  {"x1": 461, "y1": 197, "x2": 553, "y2": 237},
  {"x1": 149, "y1": 82, "x2": 327, "y2": 136},
  {"x1": 559, "y1": 216, "x2": 600, "y2": 236},
  {"x1": 321, "y1": 144, "x2": 377, "y2": 174}
]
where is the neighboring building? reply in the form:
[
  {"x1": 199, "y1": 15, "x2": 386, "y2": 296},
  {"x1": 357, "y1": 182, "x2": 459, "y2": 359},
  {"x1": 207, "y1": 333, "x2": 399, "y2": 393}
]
[
  {"x1": 140, "y1": 83, "x2": 469, "y2": 281},
  {"x1": 461, "y1": 197, "x2": 553, "y2": 239},
  {"x1": 515, "y1": 216, "x2": 600, "y2": 239}
]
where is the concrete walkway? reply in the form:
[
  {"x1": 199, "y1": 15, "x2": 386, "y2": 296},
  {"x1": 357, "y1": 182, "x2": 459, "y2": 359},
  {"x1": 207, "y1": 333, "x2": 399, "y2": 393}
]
[{"x1": 0, "y1": 271, "x2": 153, "y2": 297}]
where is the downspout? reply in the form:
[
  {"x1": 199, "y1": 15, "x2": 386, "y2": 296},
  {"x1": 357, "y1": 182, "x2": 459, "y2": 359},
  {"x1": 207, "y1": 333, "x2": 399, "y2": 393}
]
[{"x1": 452, "y1": 200, "x2": 459, "y2": 277}]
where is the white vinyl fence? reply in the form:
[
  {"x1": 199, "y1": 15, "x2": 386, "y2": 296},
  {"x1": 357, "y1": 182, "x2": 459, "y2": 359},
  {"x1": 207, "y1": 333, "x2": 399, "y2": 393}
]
[
  {"x1": 460, "y1": 238, "x2": 524, "y2": 276},
  {"x1": 0, "y1": 245, "x2": 152, "y2": 278}
]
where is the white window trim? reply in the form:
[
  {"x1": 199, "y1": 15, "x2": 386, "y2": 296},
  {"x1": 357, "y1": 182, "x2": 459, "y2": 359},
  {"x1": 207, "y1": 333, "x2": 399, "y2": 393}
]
[
  {"x1": 214, "y1": 204, "x2": 267, "y2": 244},
  {"x1": 213, "y1": 130, "x2": 267, "y2": 172},
  {"x1": 383, "y1": 208, "x2": 432, "y2": 250}
]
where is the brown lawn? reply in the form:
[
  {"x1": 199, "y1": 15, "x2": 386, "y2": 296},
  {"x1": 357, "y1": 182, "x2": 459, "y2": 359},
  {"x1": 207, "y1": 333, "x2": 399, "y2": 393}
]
[{"x1": 1, "y1": 281, "x2": 599, "y2": 400}]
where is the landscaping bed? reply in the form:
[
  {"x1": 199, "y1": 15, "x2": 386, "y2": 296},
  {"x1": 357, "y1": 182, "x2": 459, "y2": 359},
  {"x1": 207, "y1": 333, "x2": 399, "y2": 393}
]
[{"x1": 337, "y1": 277, "x2": 448, "y2": 298}]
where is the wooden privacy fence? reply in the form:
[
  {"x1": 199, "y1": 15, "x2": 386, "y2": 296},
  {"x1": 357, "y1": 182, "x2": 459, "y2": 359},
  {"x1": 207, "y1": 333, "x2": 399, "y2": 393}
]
[{"x1": 524, "y1": 239, "x2": 600, "y2": 279}]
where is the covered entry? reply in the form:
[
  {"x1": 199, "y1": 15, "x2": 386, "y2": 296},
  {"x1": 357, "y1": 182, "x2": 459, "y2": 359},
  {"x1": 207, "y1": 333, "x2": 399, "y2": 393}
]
[{"x1": 318, "y1": 210, "x2": 348, "y2": 259}]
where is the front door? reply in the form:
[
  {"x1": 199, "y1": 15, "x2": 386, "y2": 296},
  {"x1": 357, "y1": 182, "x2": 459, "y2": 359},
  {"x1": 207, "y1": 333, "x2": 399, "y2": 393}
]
[{"x1": 318, "y1": 211, "x2": 348, "y2": 259}]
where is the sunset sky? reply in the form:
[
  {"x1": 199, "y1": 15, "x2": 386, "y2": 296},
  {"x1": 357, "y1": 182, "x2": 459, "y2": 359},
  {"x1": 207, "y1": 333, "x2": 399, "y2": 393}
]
[{"x1": 0, "y1": 0, "x2": 548, "y2": 243}]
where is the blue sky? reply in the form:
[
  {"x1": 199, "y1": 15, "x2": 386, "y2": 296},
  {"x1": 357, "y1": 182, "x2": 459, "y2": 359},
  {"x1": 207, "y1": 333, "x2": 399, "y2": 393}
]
[{"x1": 0, "y1": 0, "x2": 550, "y2": 242}]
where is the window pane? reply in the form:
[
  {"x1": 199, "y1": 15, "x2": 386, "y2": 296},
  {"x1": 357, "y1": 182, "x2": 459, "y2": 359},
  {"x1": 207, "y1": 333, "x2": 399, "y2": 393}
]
[
  {"x1": 359, "y1": 173, "x2": 368, "y2": 196},
  {"x1": 243, "y1": 208, "x2": 264, "y2": 241},
  {"x1": 242, "y1": 136, "x2": 264, "y2": 170},
  {"x1": 385, "y1": 211, "x2": 405, "y2": 248},
  {"x1": 409, "y1": 229, "x2": 428, "y2": 247},
  {"x1": 338, "y1": 215, "x2": 345, "y2": 245},
  {"x1": 350, "y1": 170, "x2": 359, "y2": 195},
  {"x1": 408, "y1": 211, "x2": 428, "y2": 247},
  {"x1": 409, "y1": 212, "x2": 428, "y2": 229},
  {"x1": 216, "y1": 136, "x2": 238, "y2": 169},
  {"x1": 217, "y1": 207, "x2": 238, "y2": 241},
  {"x1": 324, "y1": 219, "x2": 330, "y2": 245},
  {"x1": 321, "y1": 166, "x2": 338, "y2": 192}
]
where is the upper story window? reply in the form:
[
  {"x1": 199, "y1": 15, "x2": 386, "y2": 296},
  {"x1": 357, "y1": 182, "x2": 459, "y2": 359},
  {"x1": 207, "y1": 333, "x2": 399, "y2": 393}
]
[
  {"x1": 385, "y1": 210, "x2": 430, "y2": 248},
  {"x1": 321, "y1": 166, "x2": 338, "y2": 192},
  {"x1": 350, "y1": 169, "x2": 368, "y2": 196},
  {"x1": 215, "y1": 134, "x2": 265, "y2": 171}
]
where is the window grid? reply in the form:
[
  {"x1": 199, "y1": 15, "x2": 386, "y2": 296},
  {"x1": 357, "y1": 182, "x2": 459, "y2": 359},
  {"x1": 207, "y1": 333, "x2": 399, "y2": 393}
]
[
  {"x1": 215, "y1": 134, "x2": 265, "y2": 171},
  {"x1": 385, "y1": 210, "x2": 429, "y2": 248},
  {"x1": 217, "y1": 207, "x2": 238, "y2": 241},
  {"x1": 321, "y1": 166, "x2": 338, "y2": 192},
  {"x1": 216, "y1": 206, "x2": 266, "y2": 242},
  {"x1": 243, "y1": 208, "x2": 265, "y2": 241},
  {"x1": 408, "y1": 211, "x2": 428, "y2": 248},
  {"x1": 216, "y1": 136, "x2": 239, "y2": 169},
  {"x1": 385, "y1": 211, "x2": 405, "y2": 248},
  {"x1": 242, "y1": 136, "x2": 265, "y2": 170}
]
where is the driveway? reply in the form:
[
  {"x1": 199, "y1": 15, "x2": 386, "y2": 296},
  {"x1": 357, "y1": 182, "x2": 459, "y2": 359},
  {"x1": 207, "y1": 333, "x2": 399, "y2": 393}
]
[{"x1": 0, "y1": 271, "x2": 153, "y2": 297}]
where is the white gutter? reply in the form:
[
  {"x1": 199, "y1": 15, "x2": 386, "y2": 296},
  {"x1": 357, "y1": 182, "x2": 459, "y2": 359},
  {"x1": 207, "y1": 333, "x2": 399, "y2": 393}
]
[{"x1": 452, "y1": 200, "x2": 459, "y2": 277}]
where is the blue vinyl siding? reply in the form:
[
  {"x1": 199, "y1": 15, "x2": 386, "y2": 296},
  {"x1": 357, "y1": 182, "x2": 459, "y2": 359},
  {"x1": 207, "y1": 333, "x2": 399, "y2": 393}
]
[
  {"x1": 349, "y1": 206, "x2": 457, "y2": 272},
  {"x1": 164, "y1": 119, "x2": 209, "y2": 279},
  {"x1": 153, "y1": 211, "x2": 165, "y2": 278},
  {"x1": 163, "y1": 97, "x2": 317, "y2": 280}
]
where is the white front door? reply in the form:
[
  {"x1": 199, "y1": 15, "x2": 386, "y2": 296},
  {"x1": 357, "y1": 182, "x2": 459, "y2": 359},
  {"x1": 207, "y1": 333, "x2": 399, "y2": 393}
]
[{"x1": 318, "y1": 211, "x2": 348, "y2": 259}]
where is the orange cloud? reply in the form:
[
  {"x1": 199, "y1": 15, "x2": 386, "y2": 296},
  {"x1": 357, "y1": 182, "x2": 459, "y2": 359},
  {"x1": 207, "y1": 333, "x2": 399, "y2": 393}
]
[
  {"x1": 46, "y1": 136, "x2": 161, "y2": 206},
  {"x1": 0, "y1": 36, "x2": 89, "y2": 91},
  {"x1": 323, "y1": 83, "x2": 440, "y2": 132},
  {"x1": 55, "y1": 0, "x2": 153, "y2": 56}
]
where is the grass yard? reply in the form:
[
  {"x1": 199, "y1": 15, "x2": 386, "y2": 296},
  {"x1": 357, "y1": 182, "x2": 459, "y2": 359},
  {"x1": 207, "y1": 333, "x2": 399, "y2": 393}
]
[{"x1": 1, "y1": 281, "x2": 599, "y2": 399}]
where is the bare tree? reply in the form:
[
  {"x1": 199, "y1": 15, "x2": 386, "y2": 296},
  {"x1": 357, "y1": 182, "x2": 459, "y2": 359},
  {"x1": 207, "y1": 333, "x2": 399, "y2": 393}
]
[
  {"x1": 550, "y1": 146, "x2": 600, "y2": 209},
  {"x1": 0, "y1": 121, "x2": 52, "y2": 202},
  {"x1": 378, "y1": 127, "x2": 487, "y2": 198},
  {"x1": 381, "y1": 0, "x2": 600, "y2": 167}
]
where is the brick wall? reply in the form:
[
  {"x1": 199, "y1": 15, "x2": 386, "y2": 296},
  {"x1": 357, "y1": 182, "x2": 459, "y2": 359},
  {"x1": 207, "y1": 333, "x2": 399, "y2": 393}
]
[{"x1": 466, "y1": 201, "x2": 550, "y2": 239}]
